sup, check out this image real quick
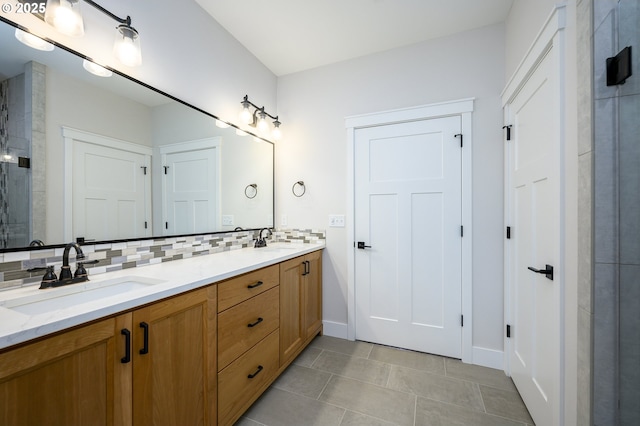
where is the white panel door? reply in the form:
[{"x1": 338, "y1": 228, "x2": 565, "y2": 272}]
[
  {"x1": 163, "y1": 148, "x2": 218, "y2": 235},
  {"x1": 506, "y1": 49, "x2": 561, "y2": 426},
  {"x1": 73, "y1": 141, "x2": 150, "y2": 241},
  {"x1": 354, "y1": 116, "x2": 462, "y2": 358}
]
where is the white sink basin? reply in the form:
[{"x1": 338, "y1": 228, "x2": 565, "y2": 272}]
[
  {"x1": 254, "y1": 243, "x2": 299, "y2": 252},
  {"x1": 2, "y1": 276, "x2": 165, "y2": 316}
]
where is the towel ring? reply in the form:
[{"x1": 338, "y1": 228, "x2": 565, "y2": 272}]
[
  {"x1": 245, "y1": 183, "x2": 258, "y2": 199},
  {"x1": 292, "y1": 181, "x2": 306, "y2": 197}
]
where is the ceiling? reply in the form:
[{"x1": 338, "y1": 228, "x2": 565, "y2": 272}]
[{"x1": 195, "y1": 0, "x2": 514, "y2": 76}]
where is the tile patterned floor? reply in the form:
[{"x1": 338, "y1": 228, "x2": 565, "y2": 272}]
[{"x1": 236, "y1": 336, "x2": 535, "y2": 426}]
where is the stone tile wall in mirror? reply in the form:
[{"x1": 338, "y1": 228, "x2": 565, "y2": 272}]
[{"x1": 0, "y1": 18, "x2": 274, "y2": 252}]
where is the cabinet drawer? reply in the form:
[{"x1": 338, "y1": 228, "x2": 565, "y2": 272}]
[
  {"x1": 218, "y1": 330, "x2": 279, "y2": 426},
  {"x1": 217, "y1": 265, "x2": 279, "y2": 312},
  {"x1": 218, "y1": 286, "x2": 279, "y2": 369}
]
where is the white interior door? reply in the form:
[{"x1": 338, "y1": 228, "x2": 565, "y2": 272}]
[
  {"x1": 505, "y1": 49, "x2": 562, "y2": 426},
  {"x1": 354, "y1": 116, "x2": 463, "y2": 358},
  {"x1": 162, "y1": 141, "x2": 219, "y2": 235},
  {"x1": 72, "y1": 139, "x2": 150, "y2": 241}
]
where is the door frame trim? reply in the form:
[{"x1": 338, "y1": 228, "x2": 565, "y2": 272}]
[{"x1": 345, "y1": 98, "x2": 474, "y2": 362}]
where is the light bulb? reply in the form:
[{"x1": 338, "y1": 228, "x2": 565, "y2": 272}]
[
  {"x1": 257, "y1": 112, "x2": 269, "y2": 132},
  {"x1": 14, "y1": 29, "x2": 54, "y2": 51},
  {"x1": 272, "y1": 122, "x2": 282, "y2": 141},
  {"x1": 44, "y1": 0, "x2": 84, "y2": 37},
  {"x1": 113, "y1": 25, "x2": 142, "y2": 67},
  {"x1": 240, "y1": 105, "x2": 252, "y2": 124}
]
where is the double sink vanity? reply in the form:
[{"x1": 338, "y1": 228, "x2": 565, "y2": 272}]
[{"x1": 0, "y1": 242, "x2": 324, "y2": 425}]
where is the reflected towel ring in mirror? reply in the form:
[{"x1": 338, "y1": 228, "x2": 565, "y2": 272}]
[
  {"x1": 245, "y1": 183, "x2": 258, "y2": 199},
  {"x1": 292, "y1": 181, "x2": 306, "y2": 197}
]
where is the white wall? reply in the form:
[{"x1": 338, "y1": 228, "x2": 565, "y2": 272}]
[{"x1": 276, "y1": 24, "x2": 506, "y2": 355}]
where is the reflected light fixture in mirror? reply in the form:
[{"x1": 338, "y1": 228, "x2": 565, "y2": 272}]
[
  {"x1": 82, "y1": 59, "x2": 112, "y2": 77},
  {"x1": 14, "y1": 28, "x2": 54, "y2": 51},
  {"x1": 240, "y1": 95, "x2": 283, "y2": 141},
  {"x1": 44, "y1": 0, "x2": 84, "y2": 37},
  {"x1": 215, "y1": 119, "x2": 230, "y2": 128}
]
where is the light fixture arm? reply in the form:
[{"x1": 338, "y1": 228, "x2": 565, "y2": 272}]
[
  {"x1": 241, "y1": 95, "x2": 280, "y2": 123},
  {"x1": 83, "y1": 0, "x2": 131, "y2": 26}
]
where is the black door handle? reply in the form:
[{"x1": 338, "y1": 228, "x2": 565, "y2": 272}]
[
  {"x1": 527, "y1": 265, "x2": 554, "y2": 281},
  {"x1": 121, "y1": 329, "x2": 131, "y2": 364},
  {"x1": 357, "y1": 242, "x2": 372, "y2": 250},
  {"x1": 139, "y1": 322, "x2": 149, "y2": 354}
]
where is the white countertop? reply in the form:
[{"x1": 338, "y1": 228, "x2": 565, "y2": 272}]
[{"x1": 0, "y1": 242, "x2": 325, "y2": 350}]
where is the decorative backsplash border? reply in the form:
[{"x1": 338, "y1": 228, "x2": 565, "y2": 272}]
[{"x1": 0, "y1": 229, "x2": 325, "y2": 291}]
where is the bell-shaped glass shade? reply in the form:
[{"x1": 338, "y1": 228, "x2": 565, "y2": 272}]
[
  {"x1": 113, "y1": 24, "x2": 142, "y2": 67},
  {"x1": 82, "y1": 59, "x2": 113, "y2": 77},
  {"x1": 44, "y1": 0, "x2": 84, "y2": 37},
  {"x1": 14, "y1": 29, "x2": 54, "y2": 51}
]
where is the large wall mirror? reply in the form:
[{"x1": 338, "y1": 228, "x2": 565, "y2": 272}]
[{"x1": 0, "y1": 18, "x2": 274, "y2": 252}]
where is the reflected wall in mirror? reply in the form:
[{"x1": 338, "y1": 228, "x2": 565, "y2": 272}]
[{"x1": 0, "y1": 18, "x2": 274, "y2": 251}]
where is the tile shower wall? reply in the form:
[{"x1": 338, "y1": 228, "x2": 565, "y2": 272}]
[
  {"x1": 592, "y1": 0, "x2": 640, "y2": 424},
  {"x1": 0, "y1": 229, "x2": 325, "y2": 291}
]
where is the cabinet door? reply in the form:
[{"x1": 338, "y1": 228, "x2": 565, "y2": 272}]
[
  {"x1": 303, "y1": 250, "x2": 323, "y2": 338},
  {"x1": 279, "y1": 256, "x2": 305, "y2": 365},
  {"x1": 132, "y1": 286, "x2": 216, "y2": 426},
  {"x1": 0, "y1": 317, "x2": 128, "y2": 426}
]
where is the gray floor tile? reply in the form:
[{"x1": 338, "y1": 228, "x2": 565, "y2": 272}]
[
  {"x1": 244, "y1": 387, "x2": 345, "y2": 426},
  {"x1": 369, "y1": 345, "x2": 446, "y2": 375},
  {"x1": 340, "y1": 410, "x2": 402, "y2": 426},
  {"x1": 319, "y1": 375, "x2": 416, "y2": 426},
  {"x1": 272, "y1": 364, "x2": 332, "y2": 399},
  {"x1": 415, "y1": 397, "x2": 528, "y2": 426},
  {"x1": 310, "y1": 336, "x2": 373, "y2": 358},
  {"x1": 234, "y1": 417, "x2": 265, "y2": 426},
  {"x1": 445, "y1": 358, "x2": 516, "y2": 391},
  {"x1": 388, "y1": 365, "x2": 484, "y2": 411},
  {"x1": 312, "y1": 350, "x2": 391, "y2": 386},
  {"x1": 480, "y1": 385, "x2": 534, "y2": 424},
  {"x1": 294, "y1": 345, "x2": 323, "y2": 367}
]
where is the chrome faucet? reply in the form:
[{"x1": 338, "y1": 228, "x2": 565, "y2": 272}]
[{"x1": 254, "y1": 228, "x2": 272, "y2": 248}]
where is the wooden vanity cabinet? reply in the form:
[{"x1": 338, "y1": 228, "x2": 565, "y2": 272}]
[
  {"x1": 0, "y1": 317, "x2": 122, "y2": 426},
  {"x1": 0, "y1": 286, "x2": 216, "y2": 426},
  {"x1": 279, "y1": 250, "x2": 323, "y2": 366},
  {"x1": 131, "y1": 286, "x2": 216, "y2": 426}
]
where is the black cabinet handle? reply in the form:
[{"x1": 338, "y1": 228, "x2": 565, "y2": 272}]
[
  {"x1": 121, "y1": 329, "x2": 131, "y2": 364},
  {"x1": 247, "y1": 281, "x2": 263, "y2": 289},
  {"x1": 527, "y1": 265, "x2": 554, "y2": 281},
  {"x1": 247, "y1": 365, "x2": 264, "y2": 379},
  {"x1": 247, "y1": 317, "x2": 264, "y2": 328},
  {"x1": 139, "y1": 322, "x2": 149, "y2": 355},
  {"x1": 306, "y1": 260, "x2": 310, "y2": 275}
]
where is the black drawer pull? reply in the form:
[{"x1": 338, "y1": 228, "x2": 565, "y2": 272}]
[
  {"x1": 121, "y1": 329, "x2": 131, "y2": 364},
  {"x1": 247, "y1": 365, "x2": 264, "y2": 379},
  {"x1": 247, "y1": 317, "x2": 264, "y2": 328},
  {"x1": 139, "y1": 322, "x2": 149, "y2": 355},
  {"x1": 247, "y1": 281, "x2": 263, "y2": 289}
]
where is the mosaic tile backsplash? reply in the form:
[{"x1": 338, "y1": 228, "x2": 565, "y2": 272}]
[{"x1": 0, "y1": 229, "x2": 325, "y2": 291}]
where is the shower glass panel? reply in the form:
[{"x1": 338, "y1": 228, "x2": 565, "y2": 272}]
[{"x1": 618, "y1": 0, "x2": 639, "y2": 424}]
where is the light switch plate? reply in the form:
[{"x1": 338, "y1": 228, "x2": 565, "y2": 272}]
[
  {"x1": 329, "y1": 214, "x2": 345, "y2": 227},
  {"x1": 222, "y1": 215, "x2": 234, "y2": 226}
]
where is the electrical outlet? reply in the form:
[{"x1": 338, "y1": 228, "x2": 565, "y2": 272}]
[
  {"x1": 329, "y1": 214, "x2": 345, "y2": 227},
  {"x1": 222, "y1": 215, "x2": 234, "y2": 226}
]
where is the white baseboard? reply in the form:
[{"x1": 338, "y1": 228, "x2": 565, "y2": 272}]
[
  {"x1": 472, "y1": 346, "x2": 504, "y2": 370},
  {"x1": 323, "y1": 320, "x2": 348, "y2": 339}
]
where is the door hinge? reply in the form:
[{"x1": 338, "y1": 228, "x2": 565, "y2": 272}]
[
  {"x1": 461, "y1": 315, "x2": 464, "y2": 327},
  {"x1": 455, "y1": 133, "x2": 463, "y2": 147},
  {"x1": 141, "y1": 166, "x2": 147, "y2": 175},
  {"x1": 506, "y1": 324, "x2": 511, "y2": 338},
  {"x1": 165, "y1": 222, "x2": 168, "y2": 229},
  {"x1": 502, "y1": 125, "x2": 512, "y2": 141},
  {"x1": 506, "y1": 226, "x2": 511, "y2": 239},
  {"x1": 144, "y1": 221, "x2": 148, "y2": 229},
  {"x1": 460, "y1": 226, "x2": 464, "y2": 237},
  {"x1": 163, "y1": 166, "x2": 169, "y2": 175}
]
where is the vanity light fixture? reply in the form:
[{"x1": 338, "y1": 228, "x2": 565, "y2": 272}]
[
  {"x1": 82, "y1": 59, "x2": 112, "y2": 77},
  {"x1": 14, "y1": 28, "x2": 55, "y2": 51},
  {"x1": 44, "y1": 0, "x2": 142, "y2": 67},
  {"x1": 239, "y1": 95, "x2": 283, "y2": 141}
]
